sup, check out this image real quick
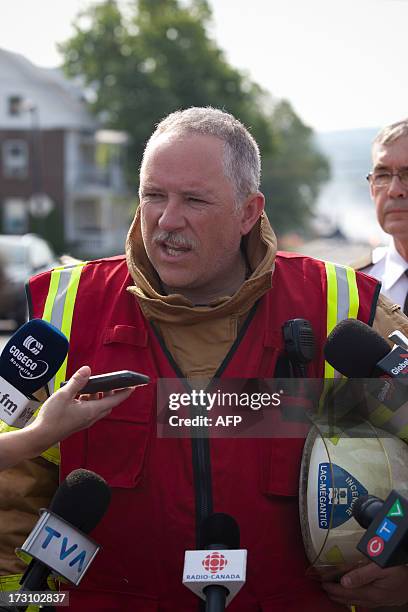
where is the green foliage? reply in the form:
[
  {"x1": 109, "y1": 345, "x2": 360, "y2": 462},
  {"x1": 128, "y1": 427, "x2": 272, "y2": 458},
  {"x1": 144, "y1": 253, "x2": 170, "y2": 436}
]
[
  {"x1": 262, "y1": 101, "x2": 330, "y2": 236},
  {"x1": 28, "y1": 209, "x2": 65, "y2": 254},
  {"x1": 59, "y1": 0, "x2": 330, "y2": 234}
]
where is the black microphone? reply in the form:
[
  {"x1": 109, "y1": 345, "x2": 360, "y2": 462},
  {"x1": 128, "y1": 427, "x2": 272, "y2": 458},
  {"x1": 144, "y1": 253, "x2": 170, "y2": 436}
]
[
  {"x1": 17, "y1": 469, "x2": 111, "y2": 598},
  {"x1": 183, "y1": 513, "x2": 246, "y2": 610},
  {"x1": 353, "y1": 494, "x2": 387, "y2": 529},
  {"x1": 201, "y1": 514, "x2": 240, "y2": 612},
  {"x1": 324, "y1": 318, "x2": 405, "y2": 378},
  {"x1": 323, "y1": 319, "x2": 408, "y2": 423},
  {"x1": 200, "y1": 513, "x2": 240, "y2": 550},
  {"x1": 353, "y1": 491, "x2": 408, "y2": 567},
  {"x1": 0, "y1": 319, "x2": 69, "y2": 427}
]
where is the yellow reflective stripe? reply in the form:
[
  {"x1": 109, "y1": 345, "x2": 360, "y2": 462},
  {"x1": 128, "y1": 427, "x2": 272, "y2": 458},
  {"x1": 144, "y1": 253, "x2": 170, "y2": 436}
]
[
  {"x1": 23, "y1": 268, "x2": 64, "y2": 463},
  {"x1": 0, "y1": 573, "x2": 23, "y2": 589},
  {"x1": 325, "y1": 262, "x2": 338, "y2": 338},
  {"x1": 0, "y1": 420, "x2": 16, "y2": 434},
  {"x1": 40, "y1": 444, "x2": 61, "y2": 465},
  {"x1": 396, "y1": 424, "x2": 408, "y2": 443},
  {"x1": 16, "y1": 549, "x2": 32, "y2": 565},
  {"x1": 324, "y1": 263, "x2": 360, "y2": 378},
  {"x1": 346, "y1": 267, "x2": 359, "y2": 318},
  {"x1": 321, "y1": 263, "x2": 360, "y2": 417},
  {"x1": 368, "y1": 405, "x2": 394, "y2": 427},
  {"x1": 42, "y1": 268, "x2": 62, "y2": 323},
  {"x1": 39, "y1": 263, "x2": 85, "y2": 465},
  {"x1": 324, "y1": 262, "x2": 338, "y2": 378},
  {"x1": 52, "y1": 264, "x2": 84, "y2": 394}
]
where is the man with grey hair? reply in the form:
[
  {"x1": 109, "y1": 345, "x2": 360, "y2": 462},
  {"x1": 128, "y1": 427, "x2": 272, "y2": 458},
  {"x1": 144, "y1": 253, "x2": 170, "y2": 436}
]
[
  {"x1": 3, "y1": 107, "x2": 408, "y2": 610},
  {"x1": 358, "y1": 119, "x2": 408, "y2": 314},
  {"x1": 134, "y1": 106, "x2": 264, "y2": 302}
]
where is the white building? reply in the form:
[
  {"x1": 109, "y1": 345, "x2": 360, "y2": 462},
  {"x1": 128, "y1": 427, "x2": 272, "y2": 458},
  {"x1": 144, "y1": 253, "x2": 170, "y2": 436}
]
[{"x1": 0, "y1": 48, "x2": 132, "y2": 257}]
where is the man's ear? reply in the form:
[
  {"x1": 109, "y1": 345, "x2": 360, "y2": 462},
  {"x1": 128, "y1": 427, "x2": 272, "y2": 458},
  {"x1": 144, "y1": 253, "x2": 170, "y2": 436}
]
[{"x1": 240, "y1": 192, "x2": 265, "y2": 236}]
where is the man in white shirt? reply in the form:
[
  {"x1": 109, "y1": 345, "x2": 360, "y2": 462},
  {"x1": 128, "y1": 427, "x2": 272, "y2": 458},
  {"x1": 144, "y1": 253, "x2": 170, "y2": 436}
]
[{"x1": 357, "y1": 119, "x2": 408, "y2": 313}]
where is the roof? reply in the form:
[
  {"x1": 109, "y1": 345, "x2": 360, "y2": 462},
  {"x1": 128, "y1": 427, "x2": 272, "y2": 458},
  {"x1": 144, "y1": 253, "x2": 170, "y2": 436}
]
[{"x1": 0, "y1": 47, "x2": 98, "y2": 130}]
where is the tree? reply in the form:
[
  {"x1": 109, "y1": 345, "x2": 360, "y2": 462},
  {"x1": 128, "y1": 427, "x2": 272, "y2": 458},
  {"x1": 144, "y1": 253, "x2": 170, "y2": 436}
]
[
  {"x1": 59, "y1": 0, "x2": 329, "y2": 234},
  {"x1": 261, "y1": 101, "x2": 330, "y2": 235}
]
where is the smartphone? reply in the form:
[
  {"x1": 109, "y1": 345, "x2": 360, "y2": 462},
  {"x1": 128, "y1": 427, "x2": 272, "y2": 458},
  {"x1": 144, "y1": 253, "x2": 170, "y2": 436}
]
[{"x1": 62, "y1": 370, "x2": 150, "y2": 394}]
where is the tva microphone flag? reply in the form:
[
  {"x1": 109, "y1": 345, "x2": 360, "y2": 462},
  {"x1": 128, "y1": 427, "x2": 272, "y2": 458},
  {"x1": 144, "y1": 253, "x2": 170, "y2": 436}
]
[
  {"x1": 0, "y1": 319, "x2": 69, "y2": 427},
  {"x1": 18, "y1": 469, "x2": 111, "y2": 589}
]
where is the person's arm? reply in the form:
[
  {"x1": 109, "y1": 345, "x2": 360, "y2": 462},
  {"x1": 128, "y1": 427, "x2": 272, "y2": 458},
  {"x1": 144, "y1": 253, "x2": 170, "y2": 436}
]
[
  {"x1": 0, "y1": 365, "x2": 134, "y2": 471},
  {"x1": 322, "y1": 562, "x2": 408, "y2": 608},
  {"x1": 373, "y1": 292, "x2": 408, "y2": 342}
]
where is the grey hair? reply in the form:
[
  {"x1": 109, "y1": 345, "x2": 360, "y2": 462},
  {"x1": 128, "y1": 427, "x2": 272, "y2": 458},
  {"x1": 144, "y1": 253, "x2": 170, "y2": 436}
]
[
  {"x1": 141, "y1": 107, "x2": 261, "y2": 207},
  {"x1": 373, "y1": 118, "x2": 408, "y2": 148}
]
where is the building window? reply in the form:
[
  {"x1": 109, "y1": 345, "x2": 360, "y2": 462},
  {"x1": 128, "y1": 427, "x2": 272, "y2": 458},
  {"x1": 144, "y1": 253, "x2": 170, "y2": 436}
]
[
  {"x1": 3, "y1": 198, "x2": 28, "y2": 233},
  {"x1": 8, "y1": 95, "x2": 22, "y2": 116},
  {"x1": 73, "y1": 198, "x2": 102, "y2": 232},
  {"x1": 2, "y1": 140, "x2": 29, "y2": 179}
]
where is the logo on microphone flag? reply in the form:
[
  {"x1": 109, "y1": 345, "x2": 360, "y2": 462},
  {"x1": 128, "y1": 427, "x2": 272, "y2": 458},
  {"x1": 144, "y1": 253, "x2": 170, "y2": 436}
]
[
  {"x1": 19, "y1": 510, "x2": 100, "y2": 585},
  {"x1": 202, "y1": 552, "x2": 227, "y2": 573},
  {"x1": 183, "y1": 548, "x2": 247, "y2": 605},
  {"x1": 0, "y1": 375, "x2": 38, "y2": 426},
  {"x1": 23, "y1": 335, "x2": 44, "y2": 356}
]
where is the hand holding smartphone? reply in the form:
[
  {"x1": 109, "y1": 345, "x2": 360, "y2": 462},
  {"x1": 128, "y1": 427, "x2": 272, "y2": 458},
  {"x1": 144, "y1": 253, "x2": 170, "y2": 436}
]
[{"x1": 62, "y1": 370, "x2": 150, "y2": 394}]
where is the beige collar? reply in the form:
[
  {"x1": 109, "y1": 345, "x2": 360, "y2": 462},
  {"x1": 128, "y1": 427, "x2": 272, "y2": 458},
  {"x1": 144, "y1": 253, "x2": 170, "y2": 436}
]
[{"x1": 125, "y1": 209, "x2": 277, "y2": 324}]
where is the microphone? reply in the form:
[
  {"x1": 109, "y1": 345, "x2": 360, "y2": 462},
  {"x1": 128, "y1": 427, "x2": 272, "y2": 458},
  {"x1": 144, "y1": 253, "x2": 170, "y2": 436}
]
[
  {"x1": 17, "y1": 469, "x2": 111, "y2": 595},
  {"x1": 388, "y1": 330, "x2": 408, "y2": 351},
  {"x1": 0, "y1": 319, "x2": 69, "y2": 427},
  {"x1": 353, "y1": 490, "x2": 408, "y2": 568},
  {"x1": 324, "y1": 318, "x2": 407, "y2": 379},
  {"x1": 323, "y1": 319, "x2": 408, "y2": 425},
  {"x1": 183, "y1": 513, "x2": 246, "y2": 610}
]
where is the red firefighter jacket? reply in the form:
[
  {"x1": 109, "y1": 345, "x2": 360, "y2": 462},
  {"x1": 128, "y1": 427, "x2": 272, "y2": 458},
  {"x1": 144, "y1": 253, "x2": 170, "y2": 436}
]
[{"x1": 27, "y1": 252, "x2": 380, "y2": 612}]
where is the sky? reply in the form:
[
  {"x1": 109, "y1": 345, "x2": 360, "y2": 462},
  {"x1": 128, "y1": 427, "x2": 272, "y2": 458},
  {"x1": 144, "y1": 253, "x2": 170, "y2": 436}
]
[{"x1": 1, "y1": 0, "x2": 407, "y2": 132}]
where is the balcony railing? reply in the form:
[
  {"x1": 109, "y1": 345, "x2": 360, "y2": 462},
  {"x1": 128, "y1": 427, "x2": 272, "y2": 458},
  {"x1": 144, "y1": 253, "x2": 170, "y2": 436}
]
[{"x1": 75, "y1": 164, "x2": 126, "y2": 191}]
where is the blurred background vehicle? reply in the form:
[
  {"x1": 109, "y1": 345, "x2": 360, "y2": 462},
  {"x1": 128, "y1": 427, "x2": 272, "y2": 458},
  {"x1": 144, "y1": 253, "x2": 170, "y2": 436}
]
[{"x1": 0, "y1": 233, "x2": 58, "y2": 329}]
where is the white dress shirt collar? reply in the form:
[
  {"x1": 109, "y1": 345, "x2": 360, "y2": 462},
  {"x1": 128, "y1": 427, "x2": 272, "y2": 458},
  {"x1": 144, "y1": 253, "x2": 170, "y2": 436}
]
[{"x1": 373, "y1": 240, "x2": 408, "y2": 291}]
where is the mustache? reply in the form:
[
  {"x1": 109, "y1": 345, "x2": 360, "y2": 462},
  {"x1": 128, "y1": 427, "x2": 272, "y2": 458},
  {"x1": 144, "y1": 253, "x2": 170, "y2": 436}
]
[
  {"x1": 153, "y1": 231, "x2": 198, "y2": 249},
  {"x1": 384, "y1": 203, "x2": 408, "y2": 213}
]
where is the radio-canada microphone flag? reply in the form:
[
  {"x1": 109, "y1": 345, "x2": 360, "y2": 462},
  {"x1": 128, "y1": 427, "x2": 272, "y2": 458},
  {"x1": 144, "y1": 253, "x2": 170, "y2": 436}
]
[{"x1": 0, "y1": 319, "x2": 69, "y2": 427}]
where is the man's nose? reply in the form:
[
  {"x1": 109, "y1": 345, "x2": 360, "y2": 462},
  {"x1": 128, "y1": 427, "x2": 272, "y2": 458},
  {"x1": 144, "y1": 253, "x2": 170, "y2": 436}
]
[
  {"x1": 388, "y1": 174, "x2": 408, "y2": 198},
  {"x1": 158, "y1": 196, "x2": 186, "y2": 232}
]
